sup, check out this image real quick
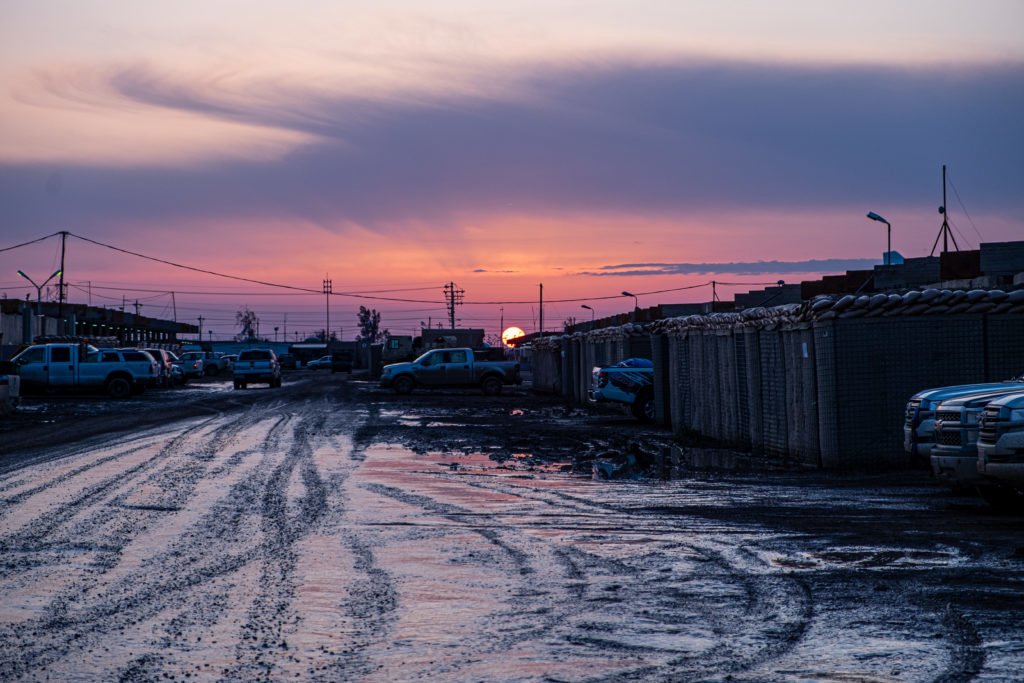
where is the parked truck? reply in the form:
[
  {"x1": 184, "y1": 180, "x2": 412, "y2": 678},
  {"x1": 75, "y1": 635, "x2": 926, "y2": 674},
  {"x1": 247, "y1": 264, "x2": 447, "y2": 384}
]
[
  {"x1": 178, "y1": 351, "x2": 229, "y2": 377},
  {"x1": 930, "y1": 387, "x2": 1024, "y2": 490},
  {"x1": 904, "y1": 375, "x2": 1024, "y2": 459},
  {"x1": 590, "y1": 358, "x2": 655, "y2": 421},
  {"x1": 233, "y1": 349, "x2": 282, "y2": 389},
  {"x1": 10, "y1": 343, "x2": 158, "y2": 398},
  {"x1": 379, "y1": 348, "x2": 521, "y2": 395},
  {"x1": 976, "y1": 391, "x2": 1024, "y2": 508}
]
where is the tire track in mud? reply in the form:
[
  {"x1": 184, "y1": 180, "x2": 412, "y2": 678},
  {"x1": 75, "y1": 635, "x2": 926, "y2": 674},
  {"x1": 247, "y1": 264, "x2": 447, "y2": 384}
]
[
  {"x1": 0, "y1": 409, "x2": 297, "y2": 678},
  {"x1": 0, "y1": 414, "x2": 221, "y2": 510},
  {"x1": 936, "y1": 605, "x2": 985, "y2": 683},
  {"x1": 357, "y1": 481, "x2": 629, "y2": 675},
  {"x1": 225, "y1": 407, "x2": 331, "y2": 681},
  {"x1": 0, "y1": 407, "x2": 262, "y2": 571},
  {"x1": 437, "y1": 472, "x2": 990, "y2": 682},
  {"x1": 376, "y1": 471, "x2": 817, "y2": 682}
]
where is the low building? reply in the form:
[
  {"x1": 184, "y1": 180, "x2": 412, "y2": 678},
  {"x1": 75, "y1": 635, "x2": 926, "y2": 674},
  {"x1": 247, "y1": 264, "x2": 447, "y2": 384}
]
[{"x1": 0, "y1": 299, "x2": 197, "y2": 359}]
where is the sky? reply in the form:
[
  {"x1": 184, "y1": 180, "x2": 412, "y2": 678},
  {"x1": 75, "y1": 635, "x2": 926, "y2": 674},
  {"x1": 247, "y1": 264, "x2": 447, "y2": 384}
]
[{"x1": 1, "y1": 1, "x2": 1022, "y2": 340}]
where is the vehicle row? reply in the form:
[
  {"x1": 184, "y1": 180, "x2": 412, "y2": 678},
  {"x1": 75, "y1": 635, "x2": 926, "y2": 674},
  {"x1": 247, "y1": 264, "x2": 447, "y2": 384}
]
[
  {"x1": 905, "y1": 373, "x2": 1024, "y2": 508},
  {"x1": 7, "y1": 343, "x2": 254, "y2": 399}
]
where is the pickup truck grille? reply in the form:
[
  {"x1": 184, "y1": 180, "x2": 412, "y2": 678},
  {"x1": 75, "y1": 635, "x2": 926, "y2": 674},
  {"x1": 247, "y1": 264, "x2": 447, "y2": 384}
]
[
  {"x1": 935, "y1": 410, "x2": 960, "y2": 423},
  {"x1": 936, "y1": 429, "x2": 961, "y2": 447},
  {"x1": 978, "y1": 406, "x2": 1002, "y2": 444}
]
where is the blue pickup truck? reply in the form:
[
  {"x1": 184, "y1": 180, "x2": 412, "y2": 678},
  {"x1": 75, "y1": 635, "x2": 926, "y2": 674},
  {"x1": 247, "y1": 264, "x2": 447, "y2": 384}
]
[{"x1": 590, "y1": 358, "x2": 655, "y2": 421}]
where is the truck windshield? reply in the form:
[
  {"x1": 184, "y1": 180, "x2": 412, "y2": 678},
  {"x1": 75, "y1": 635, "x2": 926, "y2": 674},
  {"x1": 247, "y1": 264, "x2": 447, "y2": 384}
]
[{"x1": 15, "y1": 347, "x2": 46, "y2": 364}]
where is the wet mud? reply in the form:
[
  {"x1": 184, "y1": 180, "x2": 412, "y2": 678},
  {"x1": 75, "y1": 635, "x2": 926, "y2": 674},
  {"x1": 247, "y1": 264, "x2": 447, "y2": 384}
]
[{"x1": 0, "y1": 374, "x2": 1022, "y2": 681}]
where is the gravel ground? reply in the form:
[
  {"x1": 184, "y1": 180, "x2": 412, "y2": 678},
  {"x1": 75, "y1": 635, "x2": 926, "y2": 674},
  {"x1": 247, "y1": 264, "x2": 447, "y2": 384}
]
[{"x1": 0, "y1": 373, "x2": 1022, "y2": 682}]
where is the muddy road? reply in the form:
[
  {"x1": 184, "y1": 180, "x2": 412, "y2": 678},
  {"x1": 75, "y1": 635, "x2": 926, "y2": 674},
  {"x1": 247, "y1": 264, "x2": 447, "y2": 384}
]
[{"x1": 1, "y1": 374, "x2": 1023, "y2": 682}]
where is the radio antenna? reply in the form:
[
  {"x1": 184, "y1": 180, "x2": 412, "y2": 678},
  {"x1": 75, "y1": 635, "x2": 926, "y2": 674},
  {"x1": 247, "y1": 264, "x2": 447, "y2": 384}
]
[{"x1": 930, "y1": 164, "x2": 960, "y2": 256}]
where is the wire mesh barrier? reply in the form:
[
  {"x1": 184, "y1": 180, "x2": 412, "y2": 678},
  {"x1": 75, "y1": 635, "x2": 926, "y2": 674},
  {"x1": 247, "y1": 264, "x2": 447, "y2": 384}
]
[{"x1": 532, "y1": 287, "x2": 1024, "y2": 469}]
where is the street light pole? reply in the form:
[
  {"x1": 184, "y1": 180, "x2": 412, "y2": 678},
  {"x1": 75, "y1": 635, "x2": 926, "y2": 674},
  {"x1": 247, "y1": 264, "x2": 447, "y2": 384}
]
[
  {"x1": 17, "y1": 268, "x2": 62, "y2": 339},
  {"x1": 867, "y1": 211, "x2": 892, "y2": 265},
  {"x1": 621, "y1": 291, "x2": 638, "y2": 322},
  {"x1": 581, "y1": 304, "x2": 595, "y2": 330}
]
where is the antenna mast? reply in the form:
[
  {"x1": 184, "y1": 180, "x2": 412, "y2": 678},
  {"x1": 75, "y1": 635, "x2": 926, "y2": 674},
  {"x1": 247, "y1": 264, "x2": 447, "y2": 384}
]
[{"x1": 930, "y1": 164, "x2": 960, "y2": 256}]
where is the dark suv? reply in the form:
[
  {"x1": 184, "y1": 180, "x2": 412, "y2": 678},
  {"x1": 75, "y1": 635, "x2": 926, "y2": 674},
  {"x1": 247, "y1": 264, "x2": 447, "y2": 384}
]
[{"x1": 331, "y1": 351, "x2": 354, "y2": 374}]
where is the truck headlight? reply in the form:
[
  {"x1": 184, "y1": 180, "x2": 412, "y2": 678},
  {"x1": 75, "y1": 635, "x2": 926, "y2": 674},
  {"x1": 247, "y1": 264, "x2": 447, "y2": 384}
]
[{"x1": 1011, "y1": 408, "x2": 1024, "y2": 423}]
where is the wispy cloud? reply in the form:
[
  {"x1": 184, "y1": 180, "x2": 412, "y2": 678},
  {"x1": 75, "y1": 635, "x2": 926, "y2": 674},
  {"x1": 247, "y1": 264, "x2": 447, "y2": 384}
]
[
  {"x1": 2, "y1": 57, "x2": 1023, "y2": 240},
  {"x1": 580, "y1": 258, "x2": 880, "y2": 276}
]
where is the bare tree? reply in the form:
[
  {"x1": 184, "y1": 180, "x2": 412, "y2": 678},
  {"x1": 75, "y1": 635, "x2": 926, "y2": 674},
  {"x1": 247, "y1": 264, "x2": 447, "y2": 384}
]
[
  {"x1": 236, "y1": 307, "x2": 259, "y2": 341},
  {"x1": 356, "y1": 306, "x2": 388, "y2": 343}
]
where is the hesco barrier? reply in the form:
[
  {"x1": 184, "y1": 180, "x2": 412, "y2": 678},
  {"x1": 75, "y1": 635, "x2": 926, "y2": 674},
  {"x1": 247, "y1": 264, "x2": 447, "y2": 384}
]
[
  {"x1": 531, "y1": 341, "x2": 561, "y2": 394},
  {"x1": 539, "y1": 287, "x2": 1024, "y2": 469}
]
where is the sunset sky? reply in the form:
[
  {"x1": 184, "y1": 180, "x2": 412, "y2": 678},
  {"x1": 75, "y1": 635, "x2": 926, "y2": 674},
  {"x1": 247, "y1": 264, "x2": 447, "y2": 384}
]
[{"x1": 2, "y1": 1, "x2": 1022, "y2": 340}]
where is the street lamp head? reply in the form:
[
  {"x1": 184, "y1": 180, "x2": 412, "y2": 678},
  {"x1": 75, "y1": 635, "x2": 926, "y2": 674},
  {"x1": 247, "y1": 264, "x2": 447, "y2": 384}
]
[
  {"x1": 580, "y1": 304, "x2": 592, "y2": 310},
  {"x1": 16, "y1": 270, "x2": 29, "y2": 281},
  {"x1": 866, "y1": 211, "x2": 889, "y2": 225},
  {"x1": 621, "y1": 291, "x2": 634, "y2": 297}
]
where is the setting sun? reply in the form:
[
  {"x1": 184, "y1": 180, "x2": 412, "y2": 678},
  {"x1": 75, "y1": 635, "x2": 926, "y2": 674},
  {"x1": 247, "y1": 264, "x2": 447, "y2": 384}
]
[{"x1": 501, "y1": 326, "x2": 525, "y2": 346}]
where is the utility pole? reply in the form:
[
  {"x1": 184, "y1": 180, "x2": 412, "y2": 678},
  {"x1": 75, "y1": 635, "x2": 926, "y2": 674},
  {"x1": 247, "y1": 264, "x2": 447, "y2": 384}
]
[
  {"x1": 132, "y1": 300, "x2": 142, "y2": 316},
  {"x1": 171, "y1": 292, "x2": 177, "y2": 322},
  {"x1": 198, "y1": 315, "x2": 205, "y2": 341},
  {"x1": 443, "y1": 282, "x2": 464, "y2": 329},
  {"x1": 57, "y1": 231, "x2": 67, "y2": 317},
  {"x1": 712, "y1": 280, "x2": 719, "y2": 303},
  {"x1": 323, "y1": 276, "x2": 332, "y2": 342},
  {"x1": 499, "y1": 307, "x2": 504, "y2": 334},
  {"x1": 539, "y1": 283, "x2": 544, "y2": 338},
  {"x1": 283, "y1": 313, "x2": 287, "y2": 342}
]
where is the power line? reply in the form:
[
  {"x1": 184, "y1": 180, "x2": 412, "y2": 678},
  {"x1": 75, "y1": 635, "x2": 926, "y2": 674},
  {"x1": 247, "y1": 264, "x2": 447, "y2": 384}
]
[
  {"x1": 68, "y1": 232, "x2": 446, "y2": 303},
  {"x1": 4, "y1": 232, "x2": 811, "y2": 308},
  {"x1": 0, "y1": 232, "x2": 62, "y2": 254}
]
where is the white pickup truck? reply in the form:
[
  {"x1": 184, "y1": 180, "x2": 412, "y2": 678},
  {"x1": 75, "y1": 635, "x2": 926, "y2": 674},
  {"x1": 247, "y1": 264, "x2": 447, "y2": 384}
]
[{"x1": 10, "y1": 343, "x2": 158, "y2": 398}]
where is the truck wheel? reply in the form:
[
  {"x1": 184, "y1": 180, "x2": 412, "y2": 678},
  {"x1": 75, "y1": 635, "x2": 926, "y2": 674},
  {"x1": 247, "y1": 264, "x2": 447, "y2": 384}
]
[
  {"x1": 631, "y1": 390, "x2": 655, "y2": 422},
  {"x1": 481, "y1": 376, "x2": 502, "y2": 396},
  {"x1": 205, "y1": 366, "x2": 218, "y2": 377},
  {"x1": 106, "y1": 376, "x2": 132, "y2": 399},
  {"x1": 394, "y1": 376, "x2": 414, "y2": 395}
]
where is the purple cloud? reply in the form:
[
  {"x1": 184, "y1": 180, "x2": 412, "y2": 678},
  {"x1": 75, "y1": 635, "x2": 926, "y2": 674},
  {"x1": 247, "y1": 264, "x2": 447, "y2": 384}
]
[{"x1": 2, "y1": 58, "x2": 1023, "y2": 242}]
